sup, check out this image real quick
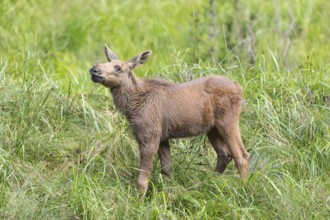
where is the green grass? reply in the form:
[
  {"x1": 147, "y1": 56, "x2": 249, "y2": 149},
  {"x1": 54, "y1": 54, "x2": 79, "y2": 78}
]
[{"x1": 1, "y1": 0, "x2": 330, "y2": 219}]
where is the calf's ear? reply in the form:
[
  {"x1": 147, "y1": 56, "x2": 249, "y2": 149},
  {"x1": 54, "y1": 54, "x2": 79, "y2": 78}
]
[
  {"x1": 104, "y1": 44, "x2": 119, "y2": 62},
  {"x1": 127, "y1": 50, "x2": 152, "y2": 69}
]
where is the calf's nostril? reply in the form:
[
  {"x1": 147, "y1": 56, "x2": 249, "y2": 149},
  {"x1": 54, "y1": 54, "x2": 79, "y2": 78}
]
[{"x1": 90, "y1": 67, "x2": 100, "y2": 75}]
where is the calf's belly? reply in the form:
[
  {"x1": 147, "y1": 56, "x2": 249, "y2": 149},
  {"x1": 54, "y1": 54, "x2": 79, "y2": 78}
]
[{"x1": 166, "y1": 120, "x2": 213, "y2": 139}]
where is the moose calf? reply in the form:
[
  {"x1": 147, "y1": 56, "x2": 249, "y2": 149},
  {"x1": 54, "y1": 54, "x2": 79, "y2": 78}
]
[{"x1": 89, "y1": 45, "x2": 250, "y2": 193}]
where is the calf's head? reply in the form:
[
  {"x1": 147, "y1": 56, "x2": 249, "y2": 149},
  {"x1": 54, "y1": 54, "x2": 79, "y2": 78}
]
[{"x1": 89, "y1": 45, "x2": 152, "y2": 88}]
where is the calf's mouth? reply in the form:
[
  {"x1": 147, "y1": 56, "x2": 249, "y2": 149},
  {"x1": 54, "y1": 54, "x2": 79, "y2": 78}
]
[{"x1": 91, "y1": 74, "x2": 104, "y2": 83}]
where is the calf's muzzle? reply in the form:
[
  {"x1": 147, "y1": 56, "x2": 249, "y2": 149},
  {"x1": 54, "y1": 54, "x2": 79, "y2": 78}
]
[{"x1": 89, "y1": 66, "x2": 103, "y2": 83}]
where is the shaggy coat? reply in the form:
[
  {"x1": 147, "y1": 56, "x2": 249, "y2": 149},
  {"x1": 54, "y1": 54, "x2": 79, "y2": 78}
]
[{"x1": 90, "y1": 46, "x2": 250, "y2": 192}]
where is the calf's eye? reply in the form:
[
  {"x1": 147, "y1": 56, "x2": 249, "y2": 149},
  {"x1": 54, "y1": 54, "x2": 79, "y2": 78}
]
[{"x1": 114, "y1": 65, "x2": 121, "y2": 71}]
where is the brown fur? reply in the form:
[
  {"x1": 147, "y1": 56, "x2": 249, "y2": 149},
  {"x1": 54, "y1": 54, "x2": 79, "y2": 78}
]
[{"x1": 89, "y1": 46, "x2": 250, "y2": 192}]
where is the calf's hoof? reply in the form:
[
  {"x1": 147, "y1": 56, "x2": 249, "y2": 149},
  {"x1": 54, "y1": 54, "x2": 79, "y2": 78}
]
[{"x1": 137, "y1": 179, "x2": 148, "y2": 193}]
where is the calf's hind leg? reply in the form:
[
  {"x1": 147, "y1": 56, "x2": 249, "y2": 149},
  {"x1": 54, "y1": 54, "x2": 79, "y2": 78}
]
[
  {"x1": 216, "y1": 118, "x2": 250, "y2": 179},
  {"x1": 207, "y1": 128, "x2": 232, "y2": 174}
]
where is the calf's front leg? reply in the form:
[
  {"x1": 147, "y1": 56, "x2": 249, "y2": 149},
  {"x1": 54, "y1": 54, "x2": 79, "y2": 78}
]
[
  {"x1": 137, "y1": 138, "x2": 160, "y2": 193},
  {"x1": 158, "y1": 140, "x2": 173, "y2": 177}
]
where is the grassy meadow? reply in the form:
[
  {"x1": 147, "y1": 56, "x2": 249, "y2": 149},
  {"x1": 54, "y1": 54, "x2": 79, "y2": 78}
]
[{"x1": 1, "y1": 0, "x2": 330, "y2": 219}]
